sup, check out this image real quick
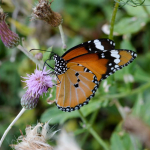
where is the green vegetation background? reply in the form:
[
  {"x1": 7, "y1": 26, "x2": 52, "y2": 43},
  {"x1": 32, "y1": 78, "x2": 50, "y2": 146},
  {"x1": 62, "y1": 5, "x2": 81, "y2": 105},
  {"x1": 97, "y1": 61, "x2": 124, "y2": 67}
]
[{"x1": 0, "y1": 0, "x2": 150, "y2": 149}]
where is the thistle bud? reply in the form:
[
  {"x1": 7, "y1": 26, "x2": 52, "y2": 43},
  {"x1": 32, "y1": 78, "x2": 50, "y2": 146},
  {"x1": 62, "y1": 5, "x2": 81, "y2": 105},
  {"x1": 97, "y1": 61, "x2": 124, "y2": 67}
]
[
  {"x1": 0, "y1": 7, "x2": 20, "y2": 48},
  {"x1": 21, "y1": 92, "x2": 39, "y2": 109},
  {"x1": 35, "y1": 52, "x2": 43, "y2": 60},
  {"x1": 32, "y1": 0, "x2": 62, "y2": 27}
]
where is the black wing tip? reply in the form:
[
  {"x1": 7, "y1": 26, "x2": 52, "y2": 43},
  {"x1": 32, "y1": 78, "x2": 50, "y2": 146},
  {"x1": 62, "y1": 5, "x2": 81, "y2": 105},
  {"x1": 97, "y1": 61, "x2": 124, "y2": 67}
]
[{"x1": 100, "y1": 50, "x2": 137, "y2": 82}]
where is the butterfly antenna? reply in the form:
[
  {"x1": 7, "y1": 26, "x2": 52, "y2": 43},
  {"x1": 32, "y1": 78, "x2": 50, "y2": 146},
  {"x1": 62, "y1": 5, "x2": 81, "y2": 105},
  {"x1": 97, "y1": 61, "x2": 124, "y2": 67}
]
[{"x1": 29, "y1": 48, "x2": 53, "y2": 52}]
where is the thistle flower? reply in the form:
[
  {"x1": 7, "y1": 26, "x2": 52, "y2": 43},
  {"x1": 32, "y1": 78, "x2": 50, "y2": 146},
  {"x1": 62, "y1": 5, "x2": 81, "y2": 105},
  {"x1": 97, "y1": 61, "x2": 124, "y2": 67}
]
[
  {"x1": 103, "y1": 80, "x2": 111, "y2": 93},
  {"x1": 11, "y1": 121, "x2": 59, "y2": 150},
  {"x1": 32, "y1": 0, "x2": 62, "y2": 27},
  {"x1": 0, "y1": 7, "x2": 20, "y2": 48},
  {"x1": 21, "y1": 67, "x2": 53, "y2": 109},
  {"x1": 123, "y1": 74, "x2": 134, "y2": 83}
]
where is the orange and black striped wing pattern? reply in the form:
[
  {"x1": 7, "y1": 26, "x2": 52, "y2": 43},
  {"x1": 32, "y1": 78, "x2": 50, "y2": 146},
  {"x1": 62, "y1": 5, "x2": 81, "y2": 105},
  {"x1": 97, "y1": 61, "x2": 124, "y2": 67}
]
[
  {"x1": 56, "y1": 62, "x2": 99, "y2": 112},
  {"x1": 62, "y1": 39, "x2": 115, "y2": 61}
]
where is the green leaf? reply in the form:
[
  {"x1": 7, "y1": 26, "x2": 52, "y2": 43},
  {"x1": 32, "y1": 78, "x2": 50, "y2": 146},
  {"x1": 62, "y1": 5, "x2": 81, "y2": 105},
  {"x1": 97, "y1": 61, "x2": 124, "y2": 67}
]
[
  {"x1": 114, "y1": 17, "x2": 149, "y2": 35},
  {"x1": 40, "y1": 100, "x2": 103, "y2": 124},
  {"x1": 132, "y1": 93, "x2": 143, "y2": 116},
  {"x1": 134, "y1": 65, "x2": 150, "y2": 82},
  {"x1": 8, "y1": 18, "x2": 35, "y2": 36},
  {"x1": 43, "y1": 47, "x2": 53, "y2": 62},
  {"x1": 110, "y1": 130, "x2": 140, "y2": 150},
  {"x1": 124, "y1": 2, "x2": 150, "y2": 17},
  {"x1": 111, "y1": 133, "x2": 126, "y2": 150},
  {"x1": 120, "y1": 39, "x2": 136, "y2": 51}
]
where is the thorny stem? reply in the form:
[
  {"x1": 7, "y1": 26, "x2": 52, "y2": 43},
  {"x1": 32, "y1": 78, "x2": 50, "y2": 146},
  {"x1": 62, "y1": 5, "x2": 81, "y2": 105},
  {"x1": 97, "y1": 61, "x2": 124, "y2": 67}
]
[
  {"x1": 109, "y1": 0, "x2": 120, "y2": 40},
  {"x1": 17, "y1": 44, "x2": 44, "y2": 69},
  {"x1": 0, "y1": 108, "x2": 26, "y2": 147},
  {"x1": 78, "y1": 110, "x2": 109, "y2": 150},
  {"x1": 58, "y1": 24, "x2": 66, "y2": 51}
]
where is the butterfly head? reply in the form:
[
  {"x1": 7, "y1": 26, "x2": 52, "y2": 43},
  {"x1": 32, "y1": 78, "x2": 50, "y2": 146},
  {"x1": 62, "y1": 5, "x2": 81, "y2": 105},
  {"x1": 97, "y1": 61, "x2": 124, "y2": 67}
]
[{"x1": 53, "y1": 54, "x2": 68, "y2": 75}]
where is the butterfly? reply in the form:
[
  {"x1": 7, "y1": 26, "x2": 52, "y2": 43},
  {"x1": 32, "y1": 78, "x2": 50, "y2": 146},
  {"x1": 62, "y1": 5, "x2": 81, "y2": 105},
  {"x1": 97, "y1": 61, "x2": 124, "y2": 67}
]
[{"x1": 45, "y1": 39, "x2": 137, "y2": 112}]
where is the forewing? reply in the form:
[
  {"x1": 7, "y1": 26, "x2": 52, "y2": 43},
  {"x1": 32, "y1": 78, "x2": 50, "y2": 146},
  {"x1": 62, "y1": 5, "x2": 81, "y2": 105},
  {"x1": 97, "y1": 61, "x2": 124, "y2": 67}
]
[
  {"x1": 56, "y1": 62, "x2": 99, "y2": 112},
  {"x1": 68, "y1": 49, "x2": 137, "y2": 81},
  {"x1": 62, "y1": 39, "x2": 115, "y2": 61}
]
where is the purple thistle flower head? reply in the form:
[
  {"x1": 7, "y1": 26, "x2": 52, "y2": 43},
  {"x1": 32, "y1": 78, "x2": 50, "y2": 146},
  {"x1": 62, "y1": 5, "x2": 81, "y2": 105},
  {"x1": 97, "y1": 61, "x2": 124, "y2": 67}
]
[
  {"x1": 0, "y1": 7, "x2": 20, "y2": 48},
  {"x1": 21, "y1": 67, "x2": 54, "y2": 109},
  {"x1": 23, "y1": 67, "x2": 53, "y2": 97}
]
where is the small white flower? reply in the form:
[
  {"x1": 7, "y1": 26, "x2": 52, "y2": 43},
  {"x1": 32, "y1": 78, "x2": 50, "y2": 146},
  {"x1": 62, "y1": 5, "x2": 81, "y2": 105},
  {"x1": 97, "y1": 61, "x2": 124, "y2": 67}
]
[
  {"x1": 123, "y1": 74, "x2": 134, "y2": 83},
  {"x1": 54, "y1": 130, "x2": 81, "y2": 150},
  {"x1": 102, "y1": 24, "x2": 118, "y2": 36},
  {"x1": 103, "y1": 80, "x2": 111, "y2": 93}
]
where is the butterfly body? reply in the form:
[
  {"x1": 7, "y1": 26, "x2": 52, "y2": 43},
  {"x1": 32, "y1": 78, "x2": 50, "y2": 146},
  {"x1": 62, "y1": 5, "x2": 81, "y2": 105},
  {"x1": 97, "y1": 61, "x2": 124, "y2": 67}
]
[
  {"x1": 51, "y1": 39, "x2": 137, "y2": 112},
  {"x1": 53, "y1": 55, "x2": 68, "y2": 75}
]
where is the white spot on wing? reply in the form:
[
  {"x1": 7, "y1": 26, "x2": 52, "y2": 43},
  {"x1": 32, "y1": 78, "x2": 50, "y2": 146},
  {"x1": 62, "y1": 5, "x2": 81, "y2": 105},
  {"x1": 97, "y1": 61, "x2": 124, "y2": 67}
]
[
  {"x1": 94, "y1": 40, "x2": 104, "y2": 50},
  {"x1": 111, "y1": 53, "x2": 120, "y2": 59},
  {"x1": 114, "y1": 59, "x2": 120, "y2": 64},
  {"x1": 115, "y1": 65, "x2": 119, "y2": 68},
  {"x1": 111, "y1": 50, "x2": 120, "y2": 59}
]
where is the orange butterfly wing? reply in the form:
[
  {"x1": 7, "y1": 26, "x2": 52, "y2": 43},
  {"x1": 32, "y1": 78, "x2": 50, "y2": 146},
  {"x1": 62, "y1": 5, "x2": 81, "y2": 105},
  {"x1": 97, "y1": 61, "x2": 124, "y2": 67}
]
[
  {"x1": 68, "y1": 50, "x2": 137, "y2": 81},
  {"x1": 52, "y1": 39, "x2": 137, "y2": 112},
  {"x1": 56, "y1": 62, "x2": 99, "y2": 111},
  {"x1": 62, "y1": 39, "x2": 115, "y2": 60}
]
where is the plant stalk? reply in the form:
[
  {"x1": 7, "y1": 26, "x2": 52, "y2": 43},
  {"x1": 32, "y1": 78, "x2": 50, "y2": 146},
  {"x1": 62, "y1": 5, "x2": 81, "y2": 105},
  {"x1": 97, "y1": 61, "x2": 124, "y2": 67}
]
[
  {"x1": 78, "y1": 110, "x2": 109, "y2": 150},
  {"x1": 17, "y1": 45, "x2": 44, "y2": 69},
  {"x1": 109, "y1": 0, "x2": 120, "y2": 40},
  {"x1": 0, "y1": 108, "x2": 26, "y2": 147},
  {"x1": 58, "y1": 24, "x2": 66, "y2": 51}
]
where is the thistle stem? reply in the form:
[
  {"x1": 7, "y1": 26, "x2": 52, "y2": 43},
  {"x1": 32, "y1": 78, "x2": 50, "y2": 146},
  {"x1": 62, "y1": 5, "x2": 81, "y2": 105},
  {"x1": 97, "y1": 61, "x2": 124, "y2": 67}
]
[
  {"x1": 58, "y1": 24, "x2": 66, "y2": 51},
  {"x1": 0, "y1": 108, "x2": 26, "y2": 147},
  {"x1": 78, "y1": 110, "x2": 109, "y2": 150},
  {"x1": 17, "y1": 44, "x2": 44, "y2": 69},
  {"x1": 109, "y1": 0, "x2": 120, "y2": 40}
]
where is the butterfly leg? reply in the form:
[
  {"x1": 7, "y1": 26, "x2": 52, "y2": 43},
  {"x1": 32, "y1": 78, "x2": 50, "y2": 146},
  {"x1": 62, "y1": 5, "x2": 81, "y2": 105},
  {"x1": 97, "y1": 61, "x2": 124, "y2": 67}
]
[
  {"x1": 52, "y1": 75, "x2": 61, "y2": 86},
  {"x1": 43, "y1": 59, "x2": 55, "y2": 71}
]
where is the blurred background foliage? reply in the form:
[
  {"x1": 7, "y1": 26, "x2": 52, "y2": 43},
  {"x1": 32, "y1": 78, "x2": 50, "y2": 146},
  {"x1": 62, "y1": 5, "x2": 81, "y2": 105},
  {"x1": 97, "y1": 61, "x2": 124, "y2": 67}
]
[{"x1": 0, "y1": 0, "x2": 150, "y2": 150}]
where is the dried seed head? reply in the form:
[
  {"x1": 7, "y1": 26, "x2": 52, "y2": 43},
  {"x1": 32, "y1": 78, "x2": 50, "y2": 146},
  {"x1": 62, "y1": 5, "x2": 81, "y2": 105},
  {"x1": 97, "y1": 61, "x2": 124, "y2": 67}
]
[
  {"x1": 0, "y1": 7, "x2": 20, "y2": 48},
  {"x1": 123, "y1": 116, "x2": 150, "y2": 148},
  {"x1": 32, "y1": 0, "x2": 62, "y2": 27},
  {"x1": 11, "y1": 121, "x2": 58, "y2": 150}
]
